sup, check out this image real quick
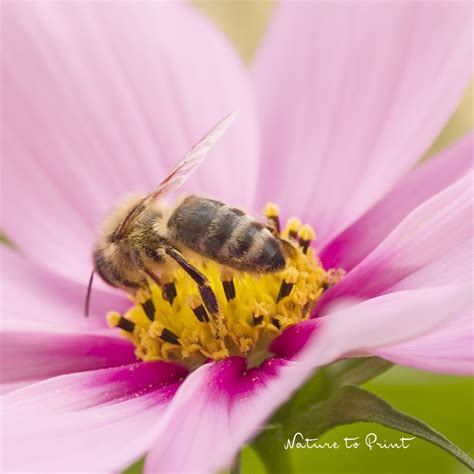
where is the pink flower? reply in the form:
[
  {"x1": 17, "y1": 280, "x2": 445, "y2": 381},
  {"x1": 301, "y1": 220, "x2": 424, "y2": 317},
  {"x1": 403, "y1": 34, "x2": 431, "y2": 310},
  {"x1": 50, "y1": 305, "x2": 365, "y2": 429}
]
[{"x1": 1, "y1": 2, "x2": 472, "y2": 473}]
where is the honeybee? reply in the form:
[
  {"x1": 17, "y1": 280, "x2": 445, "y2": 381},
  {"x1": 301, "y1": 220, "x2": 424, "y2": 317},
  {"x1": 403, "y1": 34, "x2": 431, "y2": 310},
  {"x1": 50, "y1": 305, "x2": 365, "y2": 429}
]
[{"x1": 86, "y1": 113, "x2": 289, "y2": 317}]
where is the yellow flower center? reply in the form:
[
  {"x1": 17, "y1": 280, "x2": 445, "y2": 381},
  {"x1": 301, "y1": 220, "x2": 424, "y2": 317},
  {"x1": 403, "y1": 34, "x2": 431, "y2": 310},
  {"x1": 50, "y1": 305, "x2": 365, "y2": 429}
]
[{"x1": 107, "y1": 203, "x2": 343, "y2": 369}]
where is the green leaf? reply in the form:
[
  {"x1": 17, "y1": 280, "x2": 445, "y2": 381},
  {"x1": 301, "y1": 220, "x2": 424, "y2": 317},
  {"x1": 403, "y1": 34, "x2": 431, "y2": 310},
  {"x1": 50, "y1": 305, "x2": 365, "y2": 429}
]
[
  {"x1": 122, "y1": 457, "x2": 144, "y2": 474},
  {"x1": 324, "y1": 357, "x2": 393, "y2": 387},
  {"x1": 230, "y1": 450, "x2": 242, "y2": 474},
  {"x1": 252, "y1": 426, "x2": 295, "y2": 474},
  {"x1": 286, "y1": 385, "x2": 474, "y2": 471},
  {"x1": 287, "y1": 357, "x2": 393, "y2": 419}
]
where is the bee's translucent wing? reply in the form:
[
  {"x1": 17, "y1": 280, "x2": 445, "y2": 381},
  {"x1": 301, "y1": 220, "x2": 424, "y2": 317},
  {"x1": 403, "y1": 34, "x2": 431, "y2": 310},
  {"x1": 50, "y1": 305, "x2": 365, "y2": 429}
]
[
  {"x1": 146, "y1": 111, "x2": 237, "y2": 203},
  {"x1": 114, "y1": 112, "x2": 237, "y2": 239}
]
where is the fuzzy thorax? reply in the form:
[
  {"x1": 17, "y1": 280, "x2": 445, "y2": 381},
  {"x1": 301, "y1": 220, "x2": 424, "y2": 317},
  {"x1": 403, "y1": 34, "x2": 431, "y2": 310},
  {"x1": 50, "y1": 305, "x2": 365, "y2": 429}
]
[{"x1": 107, "y1": 205, "x2": 343, "y2": 368}]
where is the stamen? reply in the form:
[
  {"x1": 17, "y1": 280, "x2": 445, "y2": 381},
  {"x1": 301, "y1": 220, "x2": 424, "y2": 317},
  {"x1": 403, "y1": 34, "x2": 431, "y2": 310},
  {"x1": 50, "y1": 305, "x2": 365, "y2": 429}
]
[
  {"x1": 107, "y1": 312, "x2": 135, "y2": 333},
  {"x1": 162, "y1": 278, "x2": 177, "y2": 305},
  {"x1": 252, "y1": 303, "x2": 269, "y2": 326},
  {"x1": 253, "y1": 314, "x2": 264, "y2": 325},
  {"x1": 277, "y1": 267, "x2": 298, "y2": 302},
  {"x1": 324, "y1": 268, "x2": 346, "y2": 289},
  {"x1": 265, "y1": 202, "x2": 281, "y2": 233},
  {"x1": 287, "y1": 217, "x2": 301, "y2": 240},
  {"x1": 221, "y1": 268, "x2": 236, "y2": 301},
  {"x1": 119, "y1": 317, "x2": 135, "y2": 332},
  {"x1": 141, "y1": 298, "x2": 155, "y2": 321},
  {"x1": 160, "y1": 327, "x2": 180, "y2": 345},
  {"x1": 271, "y1": 318, "x2": 281, "y2": 330},
  {"x1": 189, "y1": 295, "x2": 210, "y2": 322},
  {"x1": 298, "y1": 224, "x2": 316, "y2": 254}
]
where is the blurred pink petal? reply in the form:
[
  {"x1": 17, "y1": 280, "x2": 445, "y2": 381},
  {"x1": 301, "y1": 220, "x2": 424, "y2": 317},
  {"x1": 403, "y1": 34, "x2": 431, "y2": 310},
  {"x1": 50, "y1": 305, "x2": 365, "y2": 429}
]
[
  {"x1": 391, "y1": 239, "x2": 472, "y2": 291},
  {"x1": 145, "y1": 284, "x2": 471, "y2": 473},
  {"x1": 1, "y1": 362, "x2": 187, "y2": 473},
  {"x1": 319, "y1": 173, "x2": 473, "y2": 310},
  {"x1": 253, "y1": 2, "x2": 472, "y2": 243},
  {"x1": 320, "y1": 134, "x2": 473, "y2": 271},
  {"x1": 374, "y1": 309, "x2": 473, "y2": 374},
  {"x1": 1, "y1": 247, "x2": 128, "y2": 329},
  {"x1": 0, "y1": 326, "x2": 136, "y2": 394},
  {"x1": 1, "y1": 1, "x2": 259, "y2": 284}
]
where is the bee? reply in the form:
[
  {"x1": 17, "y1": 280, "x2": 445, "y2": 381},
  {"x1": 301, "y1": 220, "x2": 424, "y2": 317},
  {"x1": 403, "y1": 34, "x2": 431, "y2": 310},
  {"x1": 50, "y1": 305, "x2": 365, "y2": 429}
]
[{"x1": 86, "y1": 113, "x2": 289, "y2": 318}]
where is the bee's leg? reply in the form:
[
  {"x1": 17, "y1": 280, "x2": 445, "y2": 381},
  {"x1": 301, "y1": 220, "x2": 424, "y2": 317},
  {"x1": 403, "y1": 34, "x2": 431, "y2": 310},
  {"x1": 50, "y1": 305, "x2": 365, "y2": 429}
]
[
  {"x1": 278, "y1": 237, "x2": 297, "y2": 258},
  {"x1": 165, "y1": 246, "x2": 219, "y2": 316},
  {"x1": 262, "y1": 224, "x2": 296, "y2": 259},
  {"x1": 143, "y1": 269, "x2": 161, "y2": 287},
  {"x1": 265, "y1": 223, "x2": 279, "y2": 237}
]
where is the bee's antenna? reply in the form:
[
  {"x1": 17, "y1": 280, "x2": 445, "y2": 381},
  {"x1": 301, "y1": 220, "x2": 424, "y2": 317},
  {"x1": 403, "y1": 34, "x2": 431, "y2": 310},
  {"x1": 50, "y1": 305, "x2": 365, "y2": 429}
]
[{"x1": 84, "y1": 270, "x2": 95, "y2": 318}]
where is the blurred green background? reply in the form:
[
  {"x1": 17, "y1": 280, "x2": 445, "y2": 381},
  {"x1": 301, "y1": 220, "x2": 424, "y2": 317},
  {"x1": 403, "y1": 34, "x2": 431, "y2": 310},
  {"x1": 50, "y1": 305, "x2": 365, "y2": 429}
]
[{"x1": 193, "y1": 2, "x2": 474, "y2": 474}]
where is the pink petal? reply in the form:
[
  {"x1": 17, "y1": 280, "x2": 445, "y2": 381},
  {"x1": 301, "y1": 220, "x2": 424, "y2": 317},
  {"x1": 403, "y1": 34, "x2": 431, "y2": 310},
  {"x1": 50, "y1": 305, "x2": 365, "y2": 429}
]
[
  {"x1": 1, "y1": 361, "x2": 188, "y2": 472},
  {"x1": 253, "y1": 2, "x2": 472, "y2": 244},
  {"x1": 318, "y1": 173, "x2": 473, "y2": 312},
  {"x1": 145, "y1": 357, "x2": 287, "y2": 474},
  {"x1": 1, "y1": 2, "x2": 258, "y2": 284},
  {"x1": 145, "y1": 284, "x2": 471, "y2": 472},
  {"x1": 373, "y1": 309, "x2": 473, "y2": 375},
  {"x1": 1, "y1": 248, "x2": 136, "y2": 392},
  {"x1": 1, "y1": 247, "x2": 127, "y2": 329},
  {"x1": 0, "y1": 324, "x2": 136, "y2": 394},
  {"x1": 320, "y1": 134, "x2": 473, "y2": 271}
]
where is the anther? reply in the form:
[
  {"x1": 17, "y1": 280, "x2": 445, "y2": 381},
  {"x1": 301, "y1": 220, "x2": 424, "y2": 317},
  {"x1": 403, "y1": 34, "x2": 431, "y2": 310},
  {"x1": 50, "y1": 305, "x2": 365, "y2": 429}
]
[
  {"x1": 162, "y1": 281, "x2": 177, "y2": 305},
  {"x1": 253, "y1": 302, "x2": 269, "y2": 326},
  {"x1": 141, "y1": 298, "x2": 155, "y2": 321},
  {"x1": 277, "y1": 268, "x2": 298, "y2": 302},
  {"x1": 253, "y1": 314, "x2": 264, "y2": 325},
  {"x1": 189, "y1": 295, "x2": 210, "y2": 323},
  {"x1": 287, "y1": 218, "x2": 301, "y2": 240},
  {"x1": 298, "y1": 224, "x2": 316, "y2": 254},
  {"x1": 221, "y1": 268, "x2": 236, "y2": 301},
  {"x1": 265, "y1": 202, "x2": 281, "y2": 234},
  {"x1": 107, "y1": 312, "x2": 136, "y2": 333},
  {"x1": 160, "y1": 328, "x2": 180, "y2": 345},
  {"x1": 324, "y1": 268, "x2": 345, "y2": 289}
]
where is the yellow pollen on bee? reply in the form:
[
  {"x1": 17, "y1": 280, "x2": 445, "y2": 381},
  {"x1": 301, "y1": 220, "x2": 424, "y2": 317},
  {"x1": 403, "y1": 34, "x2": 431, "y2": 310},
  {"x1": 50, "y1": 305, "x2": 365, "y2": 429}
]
[{"x1": 106, "y1": 204, "x2": 343, "y2": 368}]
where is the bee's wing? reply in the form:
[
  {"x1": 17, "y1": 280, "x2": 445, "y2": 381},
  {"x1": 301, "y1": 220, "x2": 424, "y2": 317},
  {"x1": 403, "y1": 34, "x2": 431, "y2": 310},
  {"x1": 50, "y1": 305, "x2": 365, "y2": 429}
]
[
  {"x1": 114, "y1": 112, "x2": 237, "y2": 239},
  {"x1": 146, "y1": 111, "x2": 237, "y2": 203}
]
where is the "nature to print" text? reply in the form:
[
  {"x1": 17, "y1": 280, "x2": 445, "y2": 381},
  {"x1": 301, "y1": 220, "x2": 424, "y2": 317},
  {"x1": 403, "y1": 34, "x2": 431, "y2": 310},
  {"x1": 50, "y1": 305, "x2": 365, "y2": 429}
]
[{"x1": 284, "y1": 432, "x2": 416, "y2": 451}]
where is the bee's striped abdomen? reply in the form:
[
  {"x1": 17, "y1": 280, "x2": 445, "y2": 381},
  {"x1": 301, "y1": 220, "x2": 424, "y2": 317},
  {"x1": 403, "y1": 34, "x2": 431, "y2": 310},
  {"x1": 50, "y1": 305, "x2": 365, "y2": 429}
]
[
  {"x1": 167, "y1": 195, "x2": 286, "y2": 273},
  {"x1": 167, "y1": 196, "x2": 224, "y2": 250},
  {"x1": 202, "y1": 206, "x2": 244, "y2": 255}
]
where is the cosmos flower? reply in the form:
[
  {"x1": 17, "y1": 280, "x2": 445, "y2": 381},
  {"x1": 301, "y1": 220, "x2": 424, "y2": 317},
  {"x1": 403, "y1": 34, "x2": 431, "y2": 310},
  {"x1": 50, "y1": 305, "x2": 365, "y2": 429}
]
[{"x1": 1, "y1": 2, "x2": 472, "y2": 473}]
